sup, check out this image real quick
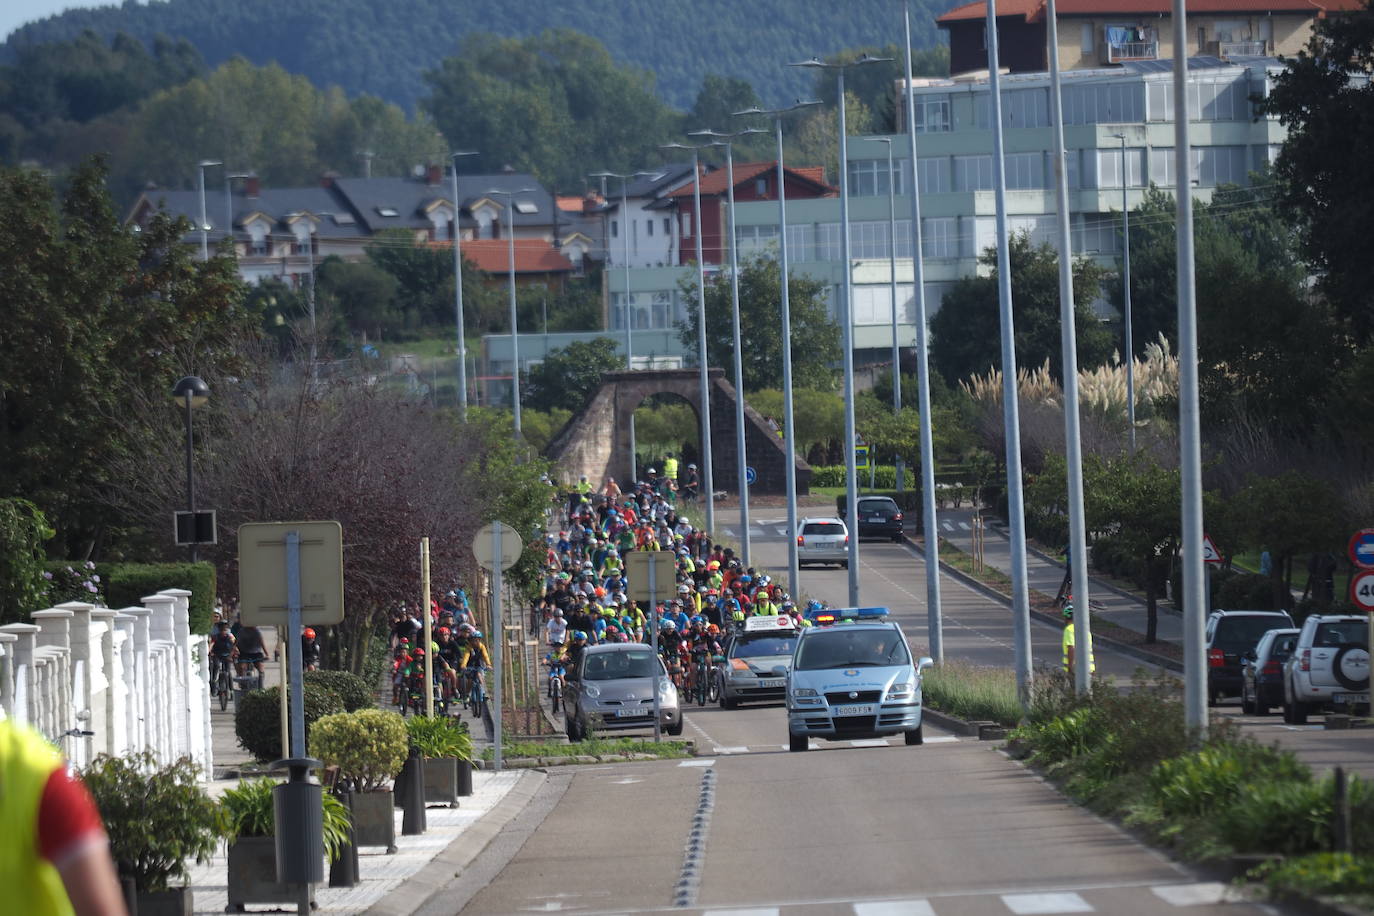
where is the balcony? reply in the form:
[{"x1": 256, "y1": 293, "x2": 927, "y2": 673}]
[
  {"x1": 1103, "y1": 40, "x2": 1159, "y2": 63},
  {"x1": 1213, "y1": 40, "x2": 1268, "y2": 58}
]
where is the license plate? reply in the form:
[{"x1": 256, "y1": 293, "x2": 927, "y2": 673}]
[
  {"x1": 758, "y1": 678, "x2": 784, "y2": 688},
  {"x1": 615, "y1": 707, "x2": 645, "y2": 717},
  {"x1": 1335, "y1": 693, "x2": 1369, "y2": 705},
  {"x1": 869, "y1": 515, "x2": 884, "y2": 522},
  {"x1": 832, "y1": 704, "x2": 874, "y2": 717}
]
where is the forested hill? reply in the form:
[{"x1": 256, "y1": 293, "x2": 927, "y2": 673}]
[{"x1": 1, "y1": 0, "x2": 949, "y2": 111}]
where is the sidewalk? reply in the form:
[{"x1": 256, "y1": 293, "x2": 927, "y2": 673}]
[{"x1": 194, "y1": 628, "x2": 526, "y2": 915}]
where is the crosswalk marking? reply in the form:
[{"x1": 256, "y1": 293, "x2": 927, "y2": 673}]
[
  {"x1": 924, "y1": 735, "x2": 959, "y2": 743},
  {"x1": 849, "y1": 739, "x2": 888, "y2": 747},
  {"x1": 712, "y1": 746, "x2": 750, "y2": 755},
  {"x1": 853, "y1": 901, "x2": 935, "y2": 916},
  {"x1": 942, "y1": 520, "x2": 955, "y2": 531},
  {"x1": 1001, "y1": 892, "x2": 1093, "y2": 914},
  {"x1": 959, "y1": 521, "x2": 970, "y2": 530},
  {"x1": 774, "y1": 526, "x2": 789, "y2": 537},
  {"x1": 679, "y1": 759, "x2": 716, "y2": 767},
  {"x1": 705, "y1": 910, "x2": 779, "y2": 916},
  {"x1": 1151, "y1": 883, "x2": 1240, "y2": 906}
]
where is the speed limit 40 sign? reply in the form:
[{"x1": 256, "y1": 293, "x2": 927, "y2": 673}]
[{"x1": 1351, "y1": 569, "x2": 1374, "y2": 611}]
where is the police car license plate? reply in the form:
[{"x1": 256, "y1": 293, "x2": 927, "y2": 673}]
[
  {"x1": 1335, "y1": 692, "x2": 1369, "y2": 705},
  {"x1": 759, "y1": 678, "x2": 784, "y2": 688},
  {"x1": 833, "y1": 704, "x2": 874, "y2": 717}
]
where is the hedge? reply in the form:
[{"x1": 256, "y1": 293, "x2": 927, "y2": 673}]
[
  {"x1": 304, "y1": 670, "x2": 376, "y2": 712},
  {"x1": 41, "y1": 560, "x2": 216, "y2": 632},
  {"x1": 811, "y1": 465, "x2": 916, "y2": 489},
  {"x1": 235, "y1": 684, "x2": 345, "y2": 762}
]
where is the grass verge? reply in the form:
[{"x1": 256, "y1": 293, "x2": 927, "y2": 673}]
[
  {"x1": 922, "y1": 658, "x2": 1021, "y2": 727},
  {"x1": 482, "y1": 737, "x2": 692, "y2": 761}
]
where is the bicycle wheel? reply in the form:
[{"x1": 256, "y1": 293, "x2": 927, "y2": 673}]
[
  {"x1": 707, "y1": 668, "x2": 721, "y2": 703},
  {"x1": 696, "y1": 663, "x2": 708, "y2": 706},
  {"x1": 479, "y1": 698, "x2": 495, "y2": 742},
  {"x1": 550, "y1": 678, "x2": 561, "y2": 714},
  {"x1": 217, "y1": 670, "x2": 229, "y2": 711}
]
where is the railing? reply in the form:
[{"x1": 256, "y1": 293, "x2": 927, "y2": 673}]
[
  {"x1": 1103, "y1": 40, "x2": 1159, "y2": 63},
  {"x1": 1215, "y1": 40, "x2": 1267, "y2": 58}
]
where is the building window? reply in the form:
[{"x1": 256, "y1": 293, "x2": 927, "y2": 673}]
[
  {"x1": 847, "y1": 159, "x2": 903, "y2": 197},
  {"x1": 913, "y1": 95, "x2": 951, "y2": 133},
  {"x1": 918, "y1": 157, "x2": 952, "y2": 194},
  {"x1": 1073, "y1": 214, "x2": 1119, "y2": 253},
  {"x1": 1005, "y1": 151, "x2": 1046, "y2": 190},
  {"x1": 646, "y1": 219, "x2": 653, "y2": 237},
  {"x1": 681, "y1": 213, "x2": 692, "y2": 237},
  {"x1": 663, "y1": 217, "x2": 671, "y2": 235},
  {"x1": 611, "y1": 220, "x2": 618, "y2": 239},
  {"x1": 1081, "y1": 22, "x2": 1094, "y2": 53},
  {"x1": 922, "y1": 217, "x2": 959, "y2": 259},
  {"x1": 755, "y1": 177, "x2": 768, "y2": 195},
  {"x1": 954, "y1": 155, "x2": 994, "y2": 192},
  {"x1": 1190, "y1": 145, "x2": 1248, "y2": 187},
  {"x1": 1095, "y1": 147, "x2": 1145, "y2": 189}
]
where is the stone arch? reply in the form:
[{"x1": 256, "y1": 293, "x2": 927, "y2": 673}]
[{"x1": 543, "y1": 368, "x2": 810, "y2": 497}]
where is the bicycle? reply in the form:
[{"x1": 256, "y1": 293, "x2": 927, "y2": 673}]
[
  {"x1": 464, "y1": 665, "x2": 495, "y2": 741},
  {"x1": 210, "y1": 654, "x2": 235, "y2": 711},
  {"x1": 692, "y1": 652, "x2": 712, "y2": 706},
  {"x1": 545, "y1": 656, "x2": 566, "y2": 713}
]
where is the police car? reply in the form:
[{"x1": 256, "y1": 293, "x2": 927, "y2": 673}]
[
  {"x1": 786, "y1": 607, "x2": 932, "y2": 751},
  {"x1": 715, "y1": 615, "x2": 800, "y2": 708}
]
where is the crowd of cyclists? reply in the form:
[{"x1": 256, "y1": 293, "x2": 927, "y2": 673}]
[{"x1": 534, "y1": 469, "x2": 821, "y2": 706}]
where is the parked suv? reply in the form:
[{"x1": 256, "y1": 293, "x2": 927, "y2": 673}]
[
  {"x1": 797, "y1": 517, "x2": 848, "y2": 568},
  {"x1": 837, "y1": 495, "x2": 905, "y2": 542},
  {"x1": 1205, "y1": 609, "x2": 1294, "y2": 705},
  {"x1": 1283, "y1": 614, "x2": 1370, "y2": 723}
]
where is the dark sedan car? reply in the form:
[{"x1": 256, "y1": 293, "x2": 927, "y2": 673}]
[
  {"x1": 1241, "y1": 627, "x2": 1299, "y2": 716},
  {"x1": 836, "y1": 495, "x2": 905, "y2": 542}
]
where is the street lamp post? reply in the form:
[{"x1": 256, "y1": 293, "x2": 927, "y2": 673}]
[
  {"x1": 485, "y1": 187, "x2": 538, "y2": 438},
  {"x1": 688, "y1": 127, "x2": 766, "y2": 568},
  {"x1": 197, "y1": 160, "x2": 222, "y2": 261},
  {"x1": 790, "y1": 54, "x2": 891, "y2": 607},
  {"x1": 171, "y1": 376, "x2": 210, "y2": 562},
  {"x1": 660, "y1": 142, "x2": 716, "y2": 535},
  {"x1": 1111, "y1": 133, "x2": 1137, "y2": 452},
  {"x1": 451, "y1": 151, "x2": 479, "y2": 420},
  {"x1": 874, "y1": 137, "x2": 901, "y2": 417},
  {"x1": 224, "y1": 172, "x2": 253, "y2": 260},
  {"x1": 734, "y1": 100, "x2": 822, "y2": 600}
]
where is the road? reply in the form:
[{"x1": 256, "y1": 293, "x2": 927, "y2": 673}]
[{"x1": 436, "y1": 520, "x2": 1285, "y2": 914}]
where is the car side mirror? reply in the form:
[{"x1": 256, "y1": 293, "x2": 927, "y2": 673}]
[{"x1": 917, "y1": 656, "x2": 934, "y2": 672}]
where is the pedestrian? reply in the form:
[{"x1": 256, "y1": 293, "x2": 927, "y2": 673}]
[
  {"x1": 1060, "y1": 603, "x2": 1094, "y2": 676},
  {"x1": 1056, "y1": 543, "x2": 1072, "y2": 606},
  {"x1": 1259, "y1": 546, "x2": 1272, "y2": 578}
]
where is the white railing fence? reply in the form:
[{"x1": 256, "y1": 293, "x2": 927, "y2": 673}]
[{"x1": 0, "y1": 590, "x2": 211, "y2": 779}]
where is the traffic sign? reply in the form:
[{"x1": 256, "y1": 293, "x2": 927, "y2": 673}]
[
  {"x1": 1350, "y1": 529, "x2": 1374, "y2": 570},
  {"x1": 1202, "y1": 533, "x2": 1222, "y2": 565},
  {"x1": 854, "y1": 445, "x2": 870, "y2": 470},
  {"x1": 473, "y1": 521, "x2": 522, "y2": 571},
  {"x1": 745, "y1": 466, "x2": 757, "y2": 486},
  {"x1": 1351, "y1": 570, "x2": 1374, "y2": 611},
  {"x1": 625, "y1": 550, "x2": 675, "y2": 604},
  {"x1": 238, "y1": 521, "x2": 344, "y2": 626}
]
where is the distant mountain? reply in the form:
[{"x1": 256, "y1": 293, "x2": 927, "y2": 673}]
[{"x1": 1, "y1": 0, "x2": 950, "y2": 111}]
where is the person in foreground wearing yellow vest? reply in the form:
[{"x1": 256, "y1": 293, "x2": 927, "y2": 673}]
[
  {"x1": 1061, "y1": 602, "x2": 1095, "y2": 675},
  {"x1": 0, "y1": 715, "x2": 126, "y2": 915}
]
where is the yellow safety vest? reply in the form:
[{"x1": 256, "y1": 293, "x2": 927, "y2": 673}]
[
  {"x1": 575, "y1": 480, "x2": 593, "y2": 494},
  {"x1": 0, "y1": 720, "x2": 76, "y2": 916},
  {"x1": 663, "y1": 458, "x2": 679, "y2": 480},
  {"x1": 1061, "y1": 622, "x2": 1095, "y2": 674}
]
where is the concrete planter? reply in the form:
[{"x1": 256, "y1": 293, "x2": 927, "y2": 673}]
[
  {"x1": 423, "y1": 757, "x2": 460, "y2": 807},
  {"x1": 135, "y1": 885, "x2": 193, "y2": 916},
  {"x1": 347, "y1": 789, "x2": 397, "y2": 853},
  {"x1": 226, "y1": 837, "x2": 317, "y2": 912}
]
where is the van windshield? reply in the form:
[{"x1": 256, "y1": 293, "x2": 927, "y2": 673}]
[{"x1": 795, "y1": 629, "x2": 910, "y2": 670}]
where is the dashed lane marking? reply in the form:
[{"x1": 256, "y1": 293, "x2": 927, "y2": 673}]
[
  {"x1": 1001, "y1": 891, "x2": 1094, "y2": 914},
  {"x1": 678, "y1": 759, "x2": 716, "y2": 767},
  {"x1": 852, "y1": 901, "x2": 936, "y2": 916}
]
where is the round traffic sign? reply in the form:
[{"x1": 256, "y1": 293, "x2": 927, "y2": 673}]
[
  {"x1": 1350, "y1": 569, "x2": 1374, "y2": 611},
  {"x1": 745, "y1": 466, "x2": 757, "y2": 486},
  {"x1": 473, "y1": 521, "x2": 522, "y2": 571},
  {"x1": 1350, "y1": 529, "x2": 1374, "y2": 570}
]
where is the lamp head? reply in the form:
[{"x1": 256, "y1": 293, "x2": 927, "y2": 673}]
[{"x1": 172, "y1": 375, "x2": 210, "y2": 408}]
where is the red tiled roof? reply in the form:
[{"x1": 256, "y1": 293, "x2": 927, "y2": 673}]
[
  {"x1": 666, "y1": 162, "x2": 836, "y2": 198},
  {"x1": 939, "y1": 0, "x2": 1362, "y2": 22},
  {"x1": 434, "y1": 238, "x2": 574, "y2": 274},
  {"x1": 794, "y1": 166, "x2": 829, "y2": 186}
]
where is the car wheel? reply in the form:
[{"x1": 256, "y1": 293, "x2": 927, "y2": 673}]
[
  {"x1": 788, "y1": 730, "x2": 809, "y2": 752},
  {"x1": 1253, "y1": 695, "x2": 1269, "y2": 717},
  {"x1": 666, "y1": 717, "x2": 684, "y2": 736},
  {"x1": 719, "y1": 689, "x2": 737, "y2": 710},
  {"x1": 892, "y1": 535, "x2": 902, "y2": 543},
  {"x1": 841, "y1": 561, "x2": 849, "y2": 570},
  {"x1": 905, "y1": 725, "x2": 924, "y2": 746},
  {"x1": 566, "y1": 712, "x2": 583, "y2": 742}
]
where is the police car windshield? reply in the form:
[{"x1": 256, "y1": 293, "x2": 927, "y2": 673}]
[
  {"x1": 732, "y1": 635, "x2": 798, "y2": 658},
  {"x1": 794, "y1": 629, "x2": 910, "y2": 670}
]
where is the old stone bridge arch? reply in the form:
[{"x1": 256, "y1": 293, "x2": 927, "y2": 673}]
[{"x1": 544, "y1": 368, "x2": 810, "y2": 496}]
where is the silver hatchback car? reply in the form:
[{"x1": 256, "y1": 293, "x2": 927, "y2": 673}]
[
  {"x1": 566, "y1": 642, "x2": 682, "y2": 741},
  {"x1": 797, "y1": 516, "x2": 849, "y2": 568}
]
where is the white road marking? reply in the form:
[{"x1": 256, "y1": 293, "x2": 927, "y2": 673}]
[
  {"x1": 1150, "y1": 883, "x2": 1242, "y2": 906},
  {"x1": 678, "y1": 758, "x2": 716, "y2": 767},
  {"x1": 705, "y1": 910, "x2": 779, "y2": 916},
  {"x1": 959, "y1": 521, "x2": 971, "y2": 530},
  {"x1": 712, "y1": 746, "x2": 750, "y2": 755},
  {"x1": 1001, "y1": 891, "x2": 1094, "y2": 914},
  {"x1": 609, "y1": 777, "x2": 642, "y2": 784},
  {"x1": 853, "y1": 901, "x2": 935, "y2": 916},
  {"x1": 942, "y1": 520, "x2": 955, "y2": 531},
  {"x1": 924, "y1": 735, "x2": 960, "y2": 743},
  {"x1": 849, "y1": 738, "x2": 889, "y2": 747},
  {"x1": 775, "y1": 527, "x2": 789, "y2": 537}
]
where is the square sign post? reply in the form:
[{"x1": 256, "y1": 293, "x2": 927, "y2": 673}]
[
  {"x1": 626, "y1": 550, "x2": 675, "y2": 742},
  {"x1": 473, "y1": 521, "x2": 522, "y2": 772}
]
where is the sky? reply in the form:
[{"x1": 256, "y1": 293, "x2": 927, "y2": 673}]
[{"x1": 2, "y1": 0, "x2": 103, "y2": 43}]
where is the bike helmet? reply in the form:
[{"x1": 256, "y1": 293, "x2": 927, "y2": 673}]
[
  {"x1": 606, "y1": 625, "x2": 619, "y2": 635},
  {"x1": 470, "y1": 630, "x2": 483, "y2": 639},
  {"x1": 437, "y1": 626, "x2": 451, "y2": 636},
  {"x1": 572, "y1": 630, "x2": 588, "y2": 641},
  {"x1": 458, "y1": 624, "x2": 474, "y2": 637},
  {"x1": 691, "y1": 616, "x2": 704, "y2": 626},
  {"x1": 661, "y1": 619, "x2": 677, "y2": 631},
  {"x1": 707, "y1": 624, "x2": 720, "y2": 635},
  {"x1": 677, "y1": 584, "x2": 690, "y2": 594},
  {"x1": 1062, "y1": 602, "x2": 1074, "y2": 619},
  {"x1": 302, "y1": 627, "x2": 316, "y2": 639},
  {"x1": 412, "y1": 648, "x2": 425, "y2": 657}
]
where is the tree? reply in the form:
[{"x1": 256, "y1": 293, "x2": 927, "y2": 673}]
[
  {"x1": 677, "y1": 253, "x2": 840, "y2": 391},
  {"x1": 1088, "y1": 455, "x2": 1179, "y2": 643},
  {"x1": 1230, "y1": 472, "x2": 1348, "y2": 609},
  {"x1": 523, "y1": 337, "x2": 625, "y2": 413},
  {"x1": 0, "y1": 157, "x2": 254, "y2": 558},
  {"x1": 1259, "y1": 2, "x2": 1374, "y2": 340},
  {"x1": 686, "y1": 75, "x2": 771, "y2": 161},
  {"x1": 808, "y1": 44, "x2": 950, "y2": 133},
  {"x1": 787, "y1": 90, "x2": 873, "y2": 184},
  {"x1": 930, "y1": 232, "x2": 1112, "y2": 385},
  {"x1": 0, "y1": 499, "x2": 52, "y2": 624},
  {"x1": 314, "y1": 256, "x2": 400, "y2": 340}
]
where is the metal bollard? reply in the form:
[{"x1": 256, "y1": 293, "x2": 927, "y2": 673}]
[
  {"x1": 271, "y1": 757, "x2": 323, "y2": 914},
  {"x1": 328, "y1": 790, "x2": 360, "y2": 888},
  {"x1": 456, "y1": 756, "x2": 473, "y2": 797},
  {"x1": 401, "y1": 746, "x2": 427, "y2": 835}
]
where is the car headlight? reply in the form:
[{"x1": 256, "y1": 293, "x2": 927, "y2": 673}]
[
  {"x1": 886, "y1": 681, "x2": 914, "y2": 700},
  {"x1": 658, "y1": 680, "x2": 676, "y2": 699},
  {"x1": 792, "y1": 687, "x2": 818, "y2": 697},
  {"x1": 583, "y1": 683, "x2": 600, "y2": 698}
]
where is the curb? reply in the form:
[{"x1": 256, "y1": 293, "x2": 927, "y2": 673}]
[
  {"x1": 361, "y1": 769, "x2": 547, "y2": 916},
  {"x1": 902, "y1": 532, "x2": 1184, "y2": 673}
]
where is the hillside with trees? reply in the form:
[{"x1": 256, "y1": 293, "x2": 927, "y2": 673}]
[{"x1": 2, "y1": 0, "x2": 949, "y2": 112}]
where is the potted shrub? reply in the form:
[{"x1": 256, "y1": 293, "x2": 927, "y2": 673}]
[
  {"x1": 310, "y1": 708, "x2": 408, "y2": 853},
  {"x1": 235, "y1": 683, "x2": 345, "y2": 762},
  {"x1": 405, "y1": 715, "x2": 474, "y2": 807},
  {"x1": 219, "y1": 778, "x2": 351, "y2": 911},
  {"x1": 82, "y1": 752, "x2": 219, "y2": 916}
]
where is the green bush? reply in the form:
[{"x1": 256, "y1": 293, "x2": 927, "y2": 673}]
[
  {"x1": 218, "y1": 777, "x2": 353, "y2": 863},
  {"x1": 1219, "y1": 773, "x2": 1374, "y2": 856},
  {"x1": 1150, "y1": 741, "x2": 1309, "y2": 820},
  {"x1": 309, "y1": 708, "x2": 408, "y2": 792},
  {"x1": 99, "y1": 562, "x2": 217, "y2": 632},
  {"x1": 1251, "y1": 852, "x2": 1374, "y2": 901},
  {"x1": 235, "y1": 684, "x2": 345, "y2": 762},
  {"x1": 82, "y1": 751, "x2": 219, "y2": 893},
  {"x1": 405, "y1": 715, "x2": 473, "y2": 760},
  {"x1": 304, "y1": 670, "x2": 375, "y2": 712},
  {"x1": 0, "y1": 498, "x2": 50, "y2": 625},
  {"x1": 811, "y1": 465, "x2": 915, "y2": 489}
]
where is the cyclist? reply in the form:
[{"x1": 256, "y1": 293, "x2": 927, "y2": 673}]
[
  {"x1": 209, "y1": 620, "x2": 237, "y2": 680},
  {"x1": 685, "y1": 617, "x2": 721, "y2": 698},
  {"x1": 300, "y1": 627, "x2": 321, "y2": 672},
  {"x1": 658, "y1": 619, "x2": 686, "y2": 686},
  {"x1": 435, "y1": 626, "x2": 462, "y2": 698},
  {"x1": 456, "y1": 625, "x2": 493, "y2": 702},
  {"x1": 234, "y1": 623, "x2": 267, "y2": 681}
]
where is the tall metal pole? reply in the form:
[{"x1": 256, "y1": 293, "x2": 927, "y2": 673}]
[
  {"x1": 421, "y1": 538, "x2": 433, "y2": 717},
  {"x1": 197, "y1": 162, "x2": 212, "y2": 261},
  {"x1": 776, "y1": 121, "x2": 801, "y2": 600},
  {"x1": 837, "y1": 68, "x2": 862, "y2": 607},
  {"x1": 451, "y1": 152, "x2": 478, "y2": 420},
  {"x1": 986, "y1": 0, "x2": 1034, "y2": 708},
  {"x1": 903, "y1": 3, "x2": 943, "y2": 661},
  {"x1": 724, "y1": 143, "x2": 751, "y2": 565},
  {"x1": 1119, "y1": 135, "x2": 1137, "y2": 452},
  {"x1": 1173, "y1": 0, "x2": 1207, "y2": 739},
  {"x1": 1047, "y1": 0, "x2": 1093, "y2": 695},
  {"x1": 184, "y1": 391, "x2": 196, "y2": 564},
  {"x1": 879, "y1": 138, "x2": 901, "y2": 416},
  {"x1": 690, "y1": 150, "x2": 716, "y2": 534},
  {"x1": 506, "y1": 195, "x2": 522, "y2": 436},
  {"x1": 490, "y1": 526, "x2": 505, "y2": 770},
  {"x1": 621, "y1": 177, "x2": 638, "y2": 484}
]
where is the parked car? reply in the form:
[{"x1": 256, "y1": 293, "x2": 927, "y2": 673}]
[
  {"x1": 1283, "y1": 614, "x2": 1370, "y2": 723},
  {"x1": 565, "y1": 643, "x2": 682, "y2": 740},
  {"x1": 797, "y1": 517, "x2": 848, "y2": 568},
  {"x1": 836, "y1": 495, "x2": 905, "y2": 542},
  {"x1": 1240, "y1": 627, "x2": 1299, "y2": 716},
  {"x1": 1205, "y1": 609, "x2": 1294, "y2": 704}
]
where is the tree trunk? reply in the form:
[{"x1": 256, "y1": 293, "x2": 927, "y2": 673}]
[{"x1": 1144, "y1": 554, "x2": 1160, "y2": 644}]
